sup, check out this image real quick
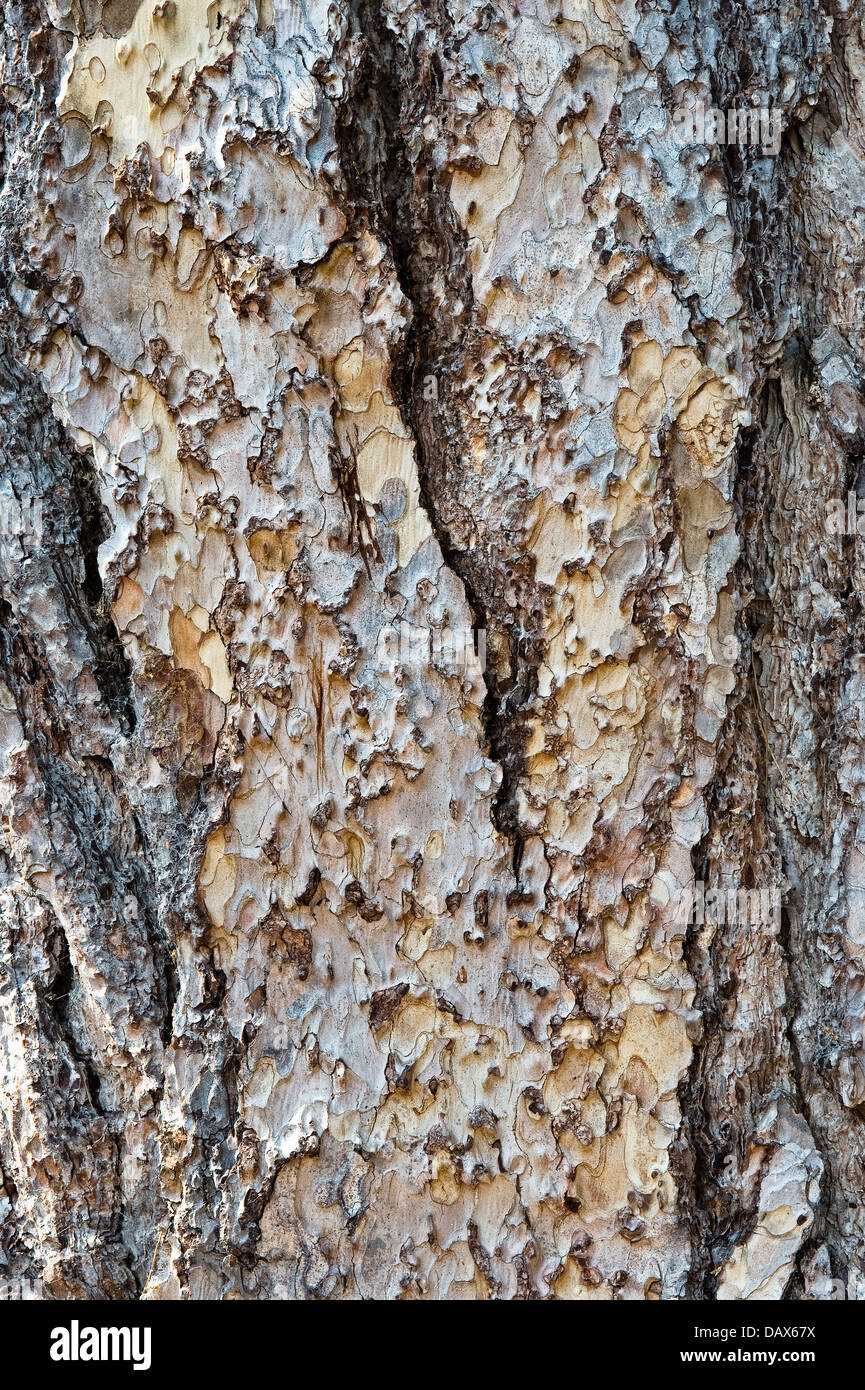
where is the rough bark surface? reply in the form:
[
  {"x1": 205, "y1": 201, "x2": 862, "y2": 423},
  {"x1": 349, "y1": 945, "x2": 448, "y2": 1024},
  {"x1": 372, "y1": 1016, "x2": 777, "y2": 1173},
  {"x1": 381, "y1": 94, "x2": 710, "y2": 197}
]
[{"x1": 0, "y1": 0, "x2": 863, "y2": 1300}]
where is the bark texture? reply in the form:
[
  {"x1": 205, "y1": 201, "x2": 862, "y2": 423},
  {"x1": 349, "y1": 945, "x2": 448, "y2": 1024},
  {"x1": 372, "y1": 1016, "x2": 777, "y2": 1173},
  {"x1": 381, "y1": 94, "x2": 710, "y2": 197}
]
[{"x1": 0, "y1": 0, "x2": 863, "y2": 1300}]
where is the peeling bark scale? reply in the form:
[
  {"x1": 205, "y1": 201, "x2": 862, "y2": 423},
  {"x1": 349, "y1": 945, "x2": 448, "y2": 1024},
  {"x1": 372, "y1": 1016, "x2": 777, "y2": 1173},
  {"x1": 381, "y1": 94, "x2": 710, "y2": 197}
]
[{"x1": 0, "y1": 0, "x2": 863, "y2": 1303}]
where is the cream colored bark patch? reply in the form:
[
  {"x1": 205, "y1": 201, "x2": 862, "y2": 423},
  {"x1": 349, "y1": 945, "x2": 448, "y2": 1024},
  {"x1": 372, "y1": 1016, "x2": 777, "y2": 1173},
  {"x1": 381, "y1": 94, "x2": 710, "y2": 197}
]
[{"x1": 59, "y1": 1, "x2": 242, "y2": 165}]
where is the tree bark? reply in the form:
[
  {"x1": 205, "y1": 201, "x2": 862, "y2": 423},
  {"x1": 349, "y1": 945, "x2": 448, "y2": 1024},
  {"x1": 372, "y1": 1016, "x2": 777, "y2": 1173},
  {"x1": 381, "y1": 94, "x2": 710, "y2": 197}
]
[{"x1": 0, "y1": 0, "x2": 863, "y2": 1300}]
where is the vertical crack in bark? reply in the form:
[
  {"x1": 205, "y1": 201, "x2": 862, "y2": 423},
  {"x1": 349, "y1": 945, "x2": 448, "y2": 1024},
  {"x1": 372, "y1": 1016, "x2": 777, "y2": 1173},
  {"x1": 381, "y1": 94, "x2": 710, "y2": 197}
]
[
  {"x1": 677, "y1": 0, "x2": 845, "y2": 1298},
  {"x1": 47, "y1": 917, "x2": 105, "y2": 1116},
  {"x1": 68, "y1": 444, "x2": 138, "y2": 734},
  {"x1": 334, "y1": 0, "x2": 534, "y2": 845},
  {"x1": 683, "y1": 357, "x2": 865, "y2": 1297},
  {"x1": 0, "y1": 346, "x2": 171, "y2": 1293},
  {"x1": 679, "y1": 398, "x2": 797, "y2": 1297},
  {"x1": 0, "y1": 349, "x2": 175, "y2": 1035},
  {"x1": 737, "y1": 375, "x2": 858, "y2": 1291}
]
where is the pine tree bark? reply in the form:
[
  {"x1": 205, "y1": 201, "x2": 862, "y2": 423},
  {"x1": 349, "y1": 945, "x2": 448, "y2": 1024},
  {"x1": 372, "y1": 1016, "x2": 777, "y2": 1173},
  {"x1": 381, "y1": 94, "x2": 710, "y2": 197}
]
[{"x1": 0, "y1": 0, "x2": 863, "y2": 1300}]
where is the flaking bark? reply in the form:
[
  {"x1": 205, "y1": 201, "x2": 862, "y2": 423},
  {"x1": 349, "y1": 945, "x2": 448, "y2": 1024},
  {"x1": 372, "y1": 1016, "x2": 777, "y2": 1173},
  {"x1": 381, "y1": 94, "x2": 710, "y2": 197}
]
[{"x1": 0, "y1": 0, "x2": 863, "y2": 1301}]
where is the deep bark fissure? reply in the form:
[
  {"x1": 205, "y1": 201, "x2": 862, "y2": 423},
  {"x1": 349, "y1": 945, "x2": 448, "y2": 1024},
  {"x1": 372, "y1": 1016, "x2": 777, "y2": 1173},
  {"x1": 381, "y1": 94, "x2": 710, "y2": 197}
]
[
  {"x1": 674, "y1": 0, "x2": 851, "y2": 1295},
  {"x1": 739, "y1": 360, "x2": 865, "y2": 1283},
  {"x1": 0, "y1": 345, "x2": 174, "y2": 1292},
  {"x1": 334, "y1": 0, "x2": 535, "y2": 844},
  {"x1": 47, "y1": 916, "x2": 106, "y2": 1117},
  {"x1": 0, "y1": 353, "x2": 174, "y2": 1044},
  {"x1": 680, "y1": 388, "x2": 806, "y2": 1297},
  {"x1": 67, "y1": 443, "x2": 138, "y2": 734},
  {"x1": 744, "y1": 386, "x2": 837, "y2": 1287}
]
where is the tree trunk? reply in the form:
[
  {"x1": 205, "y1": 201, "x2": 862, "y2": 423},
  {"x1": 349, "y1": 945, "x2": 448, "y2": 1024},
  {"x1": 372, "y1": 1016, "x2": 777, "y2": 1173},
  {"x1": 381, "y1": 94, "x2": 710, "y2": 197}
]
[{"x1": 0, "y1": 0, "x2": 862, "y2": 1301}]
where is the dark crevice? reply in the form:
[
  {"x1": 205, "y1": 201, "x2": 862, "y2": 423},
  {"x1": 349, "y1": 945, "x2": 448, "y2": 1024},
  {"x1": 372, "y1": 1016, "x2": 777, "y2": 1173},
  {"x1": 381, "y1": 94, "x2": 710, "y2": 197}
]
[
  {"x1": 1, "y1": 581, "x2": 172, "y2": 1085},
  {"x1": 0, "y1": 344, "x2": 136, "y2": 735},
  {"x1": 677, "y1": 0, "x2": 843, "y2": 1296},
  {"x1": 46, "y1": 917, "x2": 105, "y2": 1116},
  {"x1": 701, "y1": 0, "x2": 829, "y2": 346},
  {"x1": 334, "y1": 0, "x2": 535, "y2": 843},
  {"x1": 0, "y1": 346, "x2": 172, "y2": 1292},
  {"x1": 67, "y1": 445, "x2": 137, "y2": 734},
  {"x1": 740, "y1": 373, "x2": 865, "y2": 1283},
  {"x1": 132, "y1": 813, "x2": 179, "y2": 1053},
  {"x1": 679, "y1": 389, "x2": 801, "y2": 1297},
  {"x1": 680, "y1": 369, "x2": 860, "y2": 1296}
]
